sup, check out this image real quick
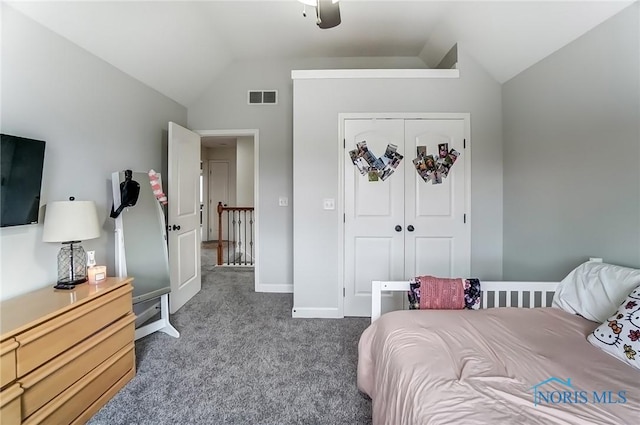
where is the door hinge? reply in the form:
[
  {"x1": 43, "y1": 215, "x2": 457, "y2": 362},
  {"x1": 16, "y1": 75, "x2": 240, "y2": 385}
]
[
  {"x1": 343, "y1": 287, "x2": 346, "y2": 297},
  {"x1": 343, "y1": 213, "x2": 346, "y2": 223},
  {"x1": 464, "y1": 214, "x2": 467, "y2": 224},
  {"x1": 463, "y1": 139, "x2": 466, "y2": 149},
  {"x1": 343, "y1": 139, "x2": 346, "y2": 149}
]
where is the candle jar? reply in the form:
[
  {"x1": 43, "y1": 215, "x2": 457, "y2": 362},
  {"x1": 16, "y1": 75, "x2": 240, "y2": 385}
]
[{"x1": 87, "y1": 266, "x2": 107, "y2": 284}]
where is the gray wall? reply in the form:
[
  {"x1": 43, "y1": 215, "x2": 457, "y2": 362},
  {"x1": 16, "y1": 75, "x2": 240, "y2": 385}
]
[
  {"x1": 1, "y1": 5, "x2": 187, "y2": 300},
  {"x1": 236, "y1": 136, "x2": 255, "y2": 207},
  {"x1": 188, "y1": 56, "x2": 428, "y2": 290},
  {"x1": 291, "y1": 48, "x2": 503, "y2": 315},
  {"x1": 502, "y1": 3, "x2": 640, "y2": 280}
]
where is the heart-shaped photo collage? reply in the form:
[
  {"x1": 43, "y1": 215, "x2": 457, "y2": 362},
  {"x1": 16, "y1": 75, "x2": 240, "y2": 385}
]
[
  {"x1": 349, "y1": 141, "x2": 404, "y2": 182},
  {"x1": 412, "y1": 143, "x2": 460, "y2": 184}
]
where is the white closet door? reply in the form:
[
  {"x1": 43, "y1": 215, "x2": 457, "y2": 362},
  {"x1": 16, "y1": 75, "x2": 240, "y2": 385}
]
[
  {"x1": 343, "y1": 116, "x2": 470, "y2": 318},
  {"x1": 404, "y1": 119, "x2": 469, "y2": 279},
  {"x1": 344, "y1": 119, "x2": 405, "y2": 317}
]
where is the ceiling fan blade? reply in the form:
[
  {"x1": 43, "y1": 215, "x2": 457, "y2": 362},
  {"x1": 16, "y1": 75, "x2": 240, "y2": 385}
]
[{"x1": 316, "y1": 0, "x2": 341, "y2": 29}]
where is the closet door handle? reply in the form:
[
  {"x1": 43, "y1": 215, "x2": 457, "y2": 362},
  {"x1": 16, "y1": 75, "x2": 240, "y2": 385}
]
[
  {"x1": 172, "y1": 225, "x2": 181, "y2": 231},
  {"x1": 394, "y1": 225, "x2": 402, "y2": 232},
  {"x1": 407, "y1": 225, "x2": 415, "y2": 232}
]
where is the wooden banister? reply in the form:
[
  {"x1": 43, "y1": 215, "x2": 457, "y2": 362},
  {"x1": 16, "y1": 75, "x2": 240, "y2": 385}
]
[{"x1": 217, "y1": 202, "x2": 223, "y2": 266}]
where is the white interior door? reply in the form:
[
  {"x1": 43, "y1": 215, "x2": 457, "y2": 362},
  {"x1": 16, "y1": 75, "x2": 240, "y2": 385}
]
[
  {"x1": 168, "y1": 122, "x2": 202, "y2": 313},
  {"x1": 404, "y1": 119, "x2": 470, "y2": 279},
  {"x1": 344, "y1": 119, "x2": 405, "y2": 317},
  {"x1": 208, "y1": 160, "x2": 229, "y2": 241}
]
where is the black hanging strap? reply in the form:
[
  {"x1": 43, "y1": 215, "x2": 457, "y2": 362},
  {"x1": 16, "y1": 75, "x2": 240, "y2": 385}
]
[{"x1": 110, "y1": 169, "x2": 140, "y2": 218}]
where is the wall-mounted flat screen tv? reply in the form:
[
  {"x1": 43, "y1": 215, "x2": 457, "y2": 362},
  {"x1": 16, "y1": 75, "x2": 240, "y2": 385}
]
[{"x1": 1, "y1": 134, "x2": 46, "y2": 227}]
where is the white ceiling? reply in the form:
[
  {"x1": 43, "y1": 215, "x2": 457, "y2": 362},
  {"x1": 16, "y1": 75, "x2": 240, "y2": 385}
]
[{"x1": 7, "y1": 0, "x2": 634, "y2": 107}]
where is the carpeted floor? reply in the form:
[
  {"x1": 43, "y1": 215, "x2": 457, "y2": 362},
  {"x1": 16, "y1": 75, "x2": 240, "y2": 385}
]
[{"x1": 88, "y1": 259, "x2": 372, "y2": 424}]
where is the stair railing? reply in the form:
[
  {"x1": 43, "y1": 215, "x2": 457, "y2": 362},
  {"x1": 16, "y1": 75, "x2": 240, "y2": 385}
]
[{"x1": 216, "y1": 202, "x2": 255, "y2": 266}]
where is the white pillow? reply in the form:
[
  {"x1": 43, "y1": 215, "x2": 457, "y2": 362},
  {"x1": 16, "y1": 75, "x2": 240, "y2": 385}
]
[
  {"x1": 552, "y1": 261, "x2": 640, "y2": 323},
  {"x1": 587, "y1": 284, "x2": 640, "y2": 370}
]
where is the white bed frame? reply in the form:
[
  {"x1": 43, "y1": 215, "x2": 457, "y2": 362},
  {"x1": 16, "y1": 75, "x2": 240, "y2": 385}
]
[{"x1": 371, "y1": 280, "x2": 559, "y2": 322}]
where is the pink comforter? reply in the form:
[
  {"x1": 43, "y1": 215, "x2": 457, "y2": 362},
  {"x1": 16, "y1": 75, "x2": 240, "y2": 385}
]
[{"x1": 358, "y1": 308, "x2": 640, "y2": 425}]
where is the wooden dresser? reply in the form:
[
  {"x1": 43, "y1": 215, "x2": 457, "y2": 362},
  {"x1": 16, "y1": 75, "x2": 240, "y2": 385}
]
[{"x1": 0, "y1": 277, "x2": 136, "y2": 425}]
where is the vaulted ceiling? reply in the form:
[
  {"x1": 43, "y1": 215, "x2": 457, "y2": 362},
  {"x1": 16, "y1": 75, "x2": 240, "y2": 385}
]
[{"x1": 7, "y1": 0, "x2": 634, "y2": 107}]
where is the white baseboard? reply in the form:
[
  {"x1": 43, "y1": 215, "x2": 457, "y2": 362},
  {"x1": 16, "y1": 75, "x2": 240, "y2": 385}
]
[
  {"x1": 256, "y1": 283, "x2": 293, "y2": 293},
  {"x1": 291, "y1": 307, "x2": 342, "y2": 319}
]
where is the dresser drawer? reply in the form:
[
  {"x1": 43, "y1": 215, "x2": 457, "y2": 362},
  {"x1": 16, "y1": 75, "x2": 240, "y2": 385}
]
[
  {"x1": 22, "y1": 344, "x2": 134, "y2": 425},
  {"x1": 70, "y1": 366, "x2": 135, "y2": 425},
  {"x1": 0, "y1": 338, "x2": 18, "y2": 388},
  {"x1": 0, "y1": 383, "x2": 23, "y2": 425},
  {"x1": 20, "y1": 313, "x2": 135, "y2": 420},
  {"x1": 15, "y1": 285, "x2": 132, "y2": 377}
]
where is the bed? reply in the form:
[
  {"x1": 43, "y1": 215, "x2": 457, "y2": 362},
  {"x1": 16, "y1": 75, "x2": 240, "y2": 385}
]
[{"x1": 358, "y1": 267, "x2": 640, "y2": 425}]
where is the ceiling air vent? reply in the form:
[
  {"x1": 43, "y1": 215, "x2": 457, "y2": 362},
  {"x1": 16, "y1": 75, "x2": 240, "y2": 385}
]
[{"x1": 248, "y1": 90, "x2": 278, "y2": 105}]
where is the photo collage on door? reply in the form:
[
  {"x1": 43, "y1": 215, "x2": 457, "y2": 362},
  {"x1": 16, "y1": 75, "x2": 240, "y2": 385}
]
[
  {"x1": 348, "y1": 141, "x2": 404, "y2": 182},
  {"x1": 412, "y1": 143, "x2": 460, "y2": 184}
]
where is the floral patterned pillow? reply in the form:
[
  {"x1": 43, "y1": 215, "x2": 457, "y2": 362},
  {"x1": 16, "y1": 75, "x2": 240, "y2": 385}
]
[
  {"x1": 408, "y1": 278, "x2": 481, "y2": 310},
  {"x1": 587, "y1": 285, "x2": 640, "y2": 370}
]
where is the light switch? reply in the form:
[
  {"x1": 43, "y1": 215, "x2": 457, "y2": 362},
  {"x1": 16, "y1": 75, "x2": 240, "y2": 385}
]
[
  {"x1": 279, "y1": 196, "x2": 288, "y2": 207},
  {"x1": 323, "y1": 198, "x2": 335, "y2": 210}
]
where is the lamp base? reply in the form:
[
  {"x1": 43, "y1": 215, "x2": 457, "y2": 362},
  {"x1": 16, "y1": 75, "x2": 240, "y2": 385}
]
[
  {"x1": 57, "y1": 242, "x2": 88, "y2": 285},
  {"x1": 56, "y1": 277, "x2": 87, "y2": 285},
  {"x1": 54, "y1": 282, "x2": 80, "y2": 290}
]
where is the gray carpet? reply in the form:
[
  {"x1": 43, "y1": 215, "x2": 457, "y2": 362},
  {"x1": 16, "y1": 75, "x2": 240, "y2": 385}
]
[{"x1": 88, "y1": 264, "x2": 372, "y2": 424}]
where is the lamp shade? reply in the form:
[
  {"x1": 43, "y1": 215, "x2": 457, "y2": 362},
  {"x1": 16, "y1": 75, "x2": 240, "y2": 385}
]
[{"x1": 42, "y1": 199, "x2": 101, "y2": 242}]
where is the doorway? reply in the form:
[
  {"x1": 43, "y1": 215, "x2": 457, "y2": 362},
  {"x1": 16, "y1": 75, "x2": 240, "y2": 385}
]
[{"x1": 197, "y1": 129, "x2": 260, "y2": 290}]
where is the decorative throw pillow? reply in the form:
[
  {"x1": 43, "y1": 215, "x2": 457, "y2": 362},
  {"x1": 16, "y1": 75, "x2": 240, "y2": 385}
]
[
  {"x1": 552, "y1": 261, "x2": 640, "y2": 323},
  {"x1": 464, "y1": 279, "x2": 482, "y2": 309},
  {"x1": 408, "y1": 277, "x2": 480, "y2": 310},
  {"x1": 587, "y1": 285, "x2": 640, "y2": 370}
]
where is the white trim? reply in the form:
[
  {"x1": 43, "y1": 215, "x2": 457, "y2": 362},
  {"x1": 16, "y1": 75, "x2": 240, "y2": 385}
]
[
  {"x1": 292, "y1": 307, "x2": 341, "y2": 319},
  {"x1": 195, "y1": 129, "x2": 260, "y2": 292},
  {"x1": 201, "y1": 160, "x2": 209, "y2": 242},
  {"x1": 338, "y1": 112, "x2": 471, "y2": 120},
  {"x1": 197, "y1": 129, "x2": 260, "y2": 138},
  {"x1": 256, "y1": 283, "x2": 293, "y2": 293},
  {"x1": 464, "y1": 117, "x2": 472, "y2": 257},
  {"x1": 338, "y1": 113, "x2": 472, "y2": 318},
  {"x1": 371, "y1": 280, "x2": 560, "y2": 323},
  {"x1": 208, "y1": 159, "x2": 230, "y2": 241},
  {"x1": 337, "y1": 117, "x2": 345, "y2": 318},
  {"x1": 291, "y1": 69, "x2": 460, "y2": 80}
]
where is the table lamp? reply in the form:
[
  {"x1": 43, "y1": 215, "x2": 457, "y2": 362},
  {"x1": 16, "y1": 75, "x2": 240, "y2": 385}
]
[{"x1": 43, "y1": 197, "x2": 101, "y2": 285}]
